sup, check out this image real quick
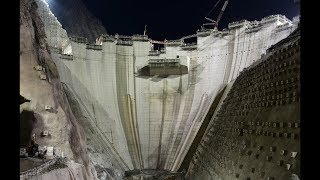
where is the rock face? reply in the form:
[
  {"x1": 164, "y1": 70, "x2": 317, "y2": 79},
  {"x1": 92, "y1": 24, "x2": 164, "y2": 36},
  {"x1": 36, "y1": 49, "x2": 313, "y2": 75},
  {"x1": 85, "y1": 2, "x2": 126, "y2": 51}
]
[
  {"x1": 20, "y1": 0, "x2": 97, "y2": 179},
  {"x1": 45, "y1": 0, "x2": 107, "y2": 43},
  {"x1": 186, "y1": 28, "x2": 300, "y2": 179}
]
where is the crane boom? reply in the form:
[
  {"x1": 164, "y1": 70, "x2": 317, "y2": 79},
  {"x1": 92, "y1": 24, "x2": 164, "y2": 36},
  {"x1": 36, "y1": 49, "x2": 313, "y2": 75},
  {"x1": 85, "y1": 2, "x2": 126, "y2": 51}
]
[
  {"x1": 203, "y1": 0, "x2": 229, "y2": 29},
  {"x1": 215, "y1": 0, "x2": 229, "y2": 28},
  {"x1": 205, "y1": 17, "x2": 216, "y2": 23}
]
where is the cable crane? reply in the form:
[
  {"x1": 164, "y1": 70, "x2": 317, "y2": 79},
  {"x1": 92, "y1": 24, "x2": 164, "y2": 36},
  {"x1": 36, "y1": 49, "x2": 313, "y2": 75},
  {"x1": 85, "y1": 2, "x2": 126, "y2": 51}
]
[{"x1": 203, "y1": 0, "x2": 229, "y2": 30}]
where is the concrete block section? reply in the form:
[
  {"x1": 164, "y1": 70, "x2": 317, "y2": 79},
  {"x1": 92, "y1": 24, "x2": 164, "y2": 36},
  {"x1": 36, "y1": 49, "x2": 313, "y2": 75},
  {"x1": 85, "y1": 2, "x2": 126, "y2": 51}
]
[
  {"x1": 286, "y1": 163, "x2": 291, "y2": 170},
  {"x1": 291, "y1": 151, "x2": 298, "y2": 158},
  {"x1": 39, "y1": 74, "x2": 47, "y2": 80},
  {"x1": 34, "y1": 65, "x2": 43, "y2": 71},
  {"x1": 45, "y1": 147, "x2": 54, "y2": 159},
  {"x1": 44, "y1": 105, "x2": 51, "y2": 110},
  {"x1": 41, "y1": 131, "x2": 49, "y2": 137}
]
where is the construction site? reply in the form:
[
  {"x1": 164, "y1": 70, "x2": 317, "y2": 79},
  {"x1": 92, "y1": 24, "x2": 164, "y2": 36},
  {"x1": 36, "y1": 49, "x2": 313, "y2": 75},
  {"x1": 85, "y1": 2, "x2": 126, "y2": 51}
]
[{"x1": 20, "y1": 0, "x2": 300, "y2": 179}]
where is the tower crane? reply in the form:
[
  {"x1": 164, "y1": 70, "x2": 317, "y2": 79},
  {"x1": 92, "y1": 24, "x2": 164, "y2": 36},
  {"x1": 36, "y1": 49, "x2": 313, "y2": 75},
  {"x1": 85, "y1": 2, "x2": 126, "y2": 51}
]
[
  {"x1": 150, "y1": 0, "x2": 230, "y2": 45},
  {"x1": 203, "y1": 0, "x2": 229, "y2": 30}
]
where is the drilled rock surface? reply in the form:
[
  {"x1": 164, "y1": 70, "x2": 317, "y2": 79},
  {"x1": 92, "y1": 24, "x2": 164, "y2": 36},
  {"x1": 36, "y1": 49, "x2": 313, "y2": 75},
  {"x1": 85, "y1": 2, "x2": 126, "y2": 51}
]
[
  {"x1": 20, "y1": 0, "x2": 97, "y2": 179},
  {"x1": 186, "y1": 28, "x2": 300, "y2": 180}
]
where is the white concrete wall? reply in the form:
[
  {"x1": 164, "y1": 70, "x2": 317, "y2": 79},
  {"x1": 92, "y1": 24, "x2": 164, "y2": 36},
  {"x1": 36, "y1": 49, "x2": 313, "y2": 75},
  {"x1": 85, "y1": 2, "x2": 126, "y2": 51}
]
[
  {"x1": 36, "y1": 0, "x2": 298, "y2": 173},
  {"x1": 133, "y1": 41, "x2": 151, "y2": 73}
]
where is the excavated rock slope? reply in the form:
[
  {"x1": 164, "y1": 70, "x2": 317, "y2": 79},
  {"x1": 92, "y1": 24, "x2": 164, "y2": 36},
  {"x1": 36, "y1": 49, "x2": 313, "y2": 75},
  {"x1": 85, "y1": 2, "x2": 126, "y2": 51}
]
[
  {"x1": 186, "y1": 28, "x2": 300, "y2": 180},
  {"x1": 45, "y1": 0, "x2": 107, "y2": 43},
  {"x1": 20, "y1": 0, "x2": 98, "y2": 179}
]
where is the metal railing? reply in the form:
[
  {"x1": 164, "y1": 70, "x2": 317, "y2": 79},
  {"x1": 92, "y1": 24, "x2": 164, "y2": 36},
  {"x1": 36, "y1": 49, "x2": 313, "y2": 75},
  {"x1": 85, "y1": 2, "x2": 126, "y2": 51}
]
[
  {"x1": 245, "y1": 25, "x2": 263, "y2": 33},
  {"x1": 165, "y1": 40, "x2": 181, "y2": 46},
  {"x1": 197, "y1": 29, "x2": 212, "y2": 37},
  {"x1": 149, "y1": 58, "x2": 180, "y2": 63},
  {"x1": 100, "y1": 34, "x2": 116, "y2": 42},
  {"x1": 228, "y1": 20, "x2": 250, "y2": 29},
  {"x1": 148, "y1": 50, "x2": 160, "y2": 56},
  {"x1": 117, "y1": 35, "x2": 132, "y2": 39},
  {"x1": 116, "y1": 40, "x2": 133, "y2": 46},
  {"x1": 69, "y1": 36, "x2": 88, "y2": 44},
  {"x1": 132, "y1": 35, "x2": 149, "y2": 41},
  {"x1": 181, "y1": 43, "x2": 197, "y2": 50},
  {"x1": 86, "y1": 44, "x2": 102, "y2": 50},
  {"x1": 60, "y1": 54, "x2": 73, "y2": 60}
]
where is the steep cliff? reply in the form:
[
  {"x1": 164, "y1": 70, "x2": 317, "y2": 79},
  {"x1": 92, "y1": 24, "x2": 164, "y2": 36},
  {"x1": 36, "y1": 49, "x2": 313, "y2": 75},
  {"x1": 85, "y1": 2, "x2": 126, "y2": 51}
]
[
  {"x1": 20, "y1": 0, "x2": 98, "y2": 179},
  {"x1": 45, "y1": 0, "x2": 107, "y2": 43},
  {"x1": 186, "y1": 28, "x2": 300, "y2": 180}
]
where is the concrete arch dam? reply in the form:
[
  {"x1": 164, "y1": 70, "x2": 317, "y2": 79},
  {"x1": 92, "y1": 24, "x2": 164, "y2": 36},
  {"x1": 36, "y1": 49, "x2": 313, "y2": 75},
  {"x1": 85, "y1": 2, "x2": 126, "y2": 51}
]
[{"x1": 35, "y1": 0, "x2": 299, "y2": 175}]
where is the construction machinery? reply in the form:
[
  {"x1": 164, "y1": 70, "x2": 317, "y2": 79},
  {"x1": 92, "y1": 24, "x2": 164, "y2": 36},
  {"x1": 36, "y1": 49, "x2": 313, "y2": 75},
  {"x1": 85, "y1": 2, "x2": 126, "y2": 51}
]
[
  {"x1": 203, "y1": 0, "x2": 229, "y2": 30},
  {"x1": 150, "y1": 0, "x2": 229, "y2": 45}
]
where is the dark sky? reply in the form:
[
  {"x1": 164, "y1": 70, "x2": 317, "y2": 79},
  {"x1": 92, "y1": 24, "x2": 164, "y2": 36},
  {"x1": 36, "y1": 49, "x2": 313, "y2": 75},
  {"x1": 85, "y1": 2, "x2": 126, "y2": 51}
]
[{"x1": 81, "y1": 0, "x2": 299, "y2": 40}]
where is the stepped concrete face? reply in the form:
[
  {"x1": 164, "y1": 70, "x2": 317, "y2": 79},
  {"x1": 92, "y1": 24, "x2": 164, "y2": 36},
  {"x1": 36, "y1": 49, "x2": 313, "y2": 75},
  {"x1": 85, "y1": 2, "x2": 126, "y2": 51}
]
[{"x1": 35, "y1": 0, "x2": 299, "y2": 175}]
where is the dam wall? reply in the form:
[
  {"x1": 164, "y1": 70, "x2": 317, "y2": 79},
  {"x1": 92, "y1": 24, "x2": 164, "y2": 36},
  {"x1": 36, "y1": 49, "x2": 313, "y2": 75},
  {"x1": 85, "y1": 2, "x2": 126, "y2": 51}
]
[{"x1": 35, "y1": 0, "x2": 299, "y2": 173}]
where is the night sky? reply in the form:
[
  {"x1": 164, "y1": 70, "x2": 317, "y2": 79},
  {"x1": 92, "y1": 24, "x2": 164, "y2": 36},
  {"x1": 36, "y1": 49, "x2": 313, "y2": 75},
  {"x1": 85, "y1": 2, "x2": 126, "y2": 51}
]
[{"x1": 81, "y1": 0, "x2": 299, "y2": 40}]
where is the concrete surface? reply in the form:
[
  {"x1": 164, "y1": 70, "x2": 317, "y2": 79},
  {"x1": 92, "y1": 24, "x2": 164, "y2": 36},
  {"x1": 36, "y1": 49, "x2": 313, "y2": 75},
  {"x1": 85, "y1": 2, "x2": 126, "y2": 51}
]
[{"x1": 29, "y1": 0, "x2": 300, "y2": 179}]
